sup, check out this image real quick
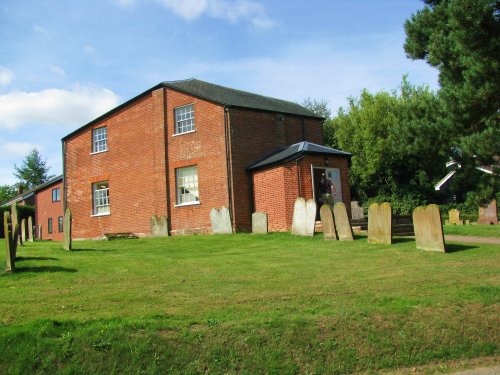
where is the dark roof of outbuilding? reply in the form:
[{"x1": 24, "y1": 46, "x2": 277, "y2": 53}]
[
  {"x1": 247, "y1": 141, "x2": 352, "y2": 171},
  {"x1": 1, "y1": 175, "x2": 63, "y2": 206},
  {"x1": 62, "y1": 79, "x2": 323, "y2": 141}
]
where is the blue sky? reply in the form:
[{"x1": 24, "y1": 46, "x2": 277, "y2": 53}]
[{"x1": 0, "y1": 0, "x2": 438, "y2": 185}]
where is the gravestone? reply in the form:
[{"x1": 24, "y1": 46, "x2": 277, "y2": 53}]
[
  {"x1": 333, "y1": 202, "x2": 353, "y2": 241},
  {"x1": 351, "y1": 201, "x2": 365, "y2": 220},
  {"x1": 291, "y1": 198, "x2": 316, "y2": 236},
  {"x1": 21, "y1": 218, "x2": 26, "y2": 243},
  {"x1": 11, "y1": 203, "x2": 20, "y2": 246},
  {"x1": 63, "y1": 208, "x2": 72, "y2": 251},
  {"x1": 4, "y1": 212, "x2": 15, "y2": 272},
  {"x1": 478, "y1": 199, "x2": 498, "y2": 225},
  {"x1": 210, "y1": 207, "x2": 232, "y2": 234},
  {"x1": 150, "y1": 215, "x2": 169, "y2": 237},
  {"x1": 448, "y1": 209, "x2": 463, "y2": 225},
  {"x1": 28, "y1": 216, "x2": 33, "y2": 242},
  {"x1": 252, "y1": 212, "x2": 268, "y2": 234},
  {"x1": 413, "y1": 204, "x2": 446, "y2": 252},
  {"x1": 36, "y1": 225, "x2": 42, "y2": 240},
  {"x1": 320, "y1": 204, "x2": 337, "y2": 240},
  {"x1": 368, "y1": 202, "x2": 392, "y2": 245}
]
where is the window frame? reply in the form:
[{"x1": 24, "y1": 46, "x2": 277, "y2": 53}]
[
  {"x1": 174, "y1": 104, "x2": 195, "y2": 135},
  {"x1": 52, "y1": 187, "x2": 61, "y2": 202},
  {"x1": 91, "y1": 126, "x2": 108, "y2": 154},
  {"x1": 47, "y1": 218, "x2": 53, "y2": 234},
  {"x1": 175, "y1": 165, "x2": 200, "y2": 206},
  {"x1": 92, "y1": 181, "x2": 110, "y2": 216},
  {"x1": 58, "y1": 216, "x2": 63, "y2": 232}
]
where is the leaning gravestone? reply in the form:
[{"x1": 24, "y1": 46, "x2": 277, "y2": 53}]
[
  {"x1": 478, "y1": 199, "x2": 498, "y2": 225},
  {"x1": 291, "y1": 198, "x2": 316, "y2": 236},
  {"x1": 252, "y1": 212, "x2": 268, "y2": 234},
  {"x1": 21, "y1": 218, "x2": 26, "y2": 243},
  {"x1": 351, "y1": 201, "x2": 365, "y2": 220},
  {"x1": 11, "y1": 203, "x2": 21, "y2": 246},
  {"x1": 63, "y1": 208, "x2": 72, "y2": 251},
  {"x1": 333, "y1": 202, "x2": 353, "y2": 241},
  {"x1": 413, "y1": 204, "x2": 446, "y2": 252},
  {"x1": 210, "y1": 207, "x2": 232, "y2": 234},
  {"x1": 448, "y1": 209, "x2": 463, "y2": 225},
  {"x1": 368, "y1": 202, "x2": 392, "y2": 245},
  {"x1": 28, "y1": 216, "x2": 33, "y2": 242},
  {"x1": 150, "y1": 215, "x2": 169, "y2": 237},
  {"x1": 320, "y1": 204, "x2": 337, "y2": 240},
  {"x1": 4, "y1": 212, "x2": 15, "y2": 272}
]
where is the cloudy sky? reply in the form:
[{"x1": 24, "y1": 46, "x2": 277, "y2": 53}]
[{"x1": 0, "y1": 0, "x2": 438, "y2": 185}]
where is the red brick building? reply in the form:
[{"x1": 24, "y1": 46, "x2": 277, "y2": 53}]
[
  {"x1": 62, "y1": 79, "x2": 351, "y2": 238},
  {"x1": 34, "y1": 176, "x2": 64, "y2": 241}
]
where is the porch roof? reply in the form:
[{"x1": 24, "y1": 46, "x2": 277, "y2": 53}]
[{"x1": 247, "y1": 141, "x2": 351, "y2": 171}]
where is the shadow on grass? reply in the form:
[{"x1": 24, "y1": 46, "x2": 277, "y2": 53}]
[
  {"x1": 15, "y1": 266, "x2": 78, "y2": 273},
  {"x1": 16, "y1": 256, "x2": 59, "y2": 262},
  {"x1": 392, "y1": 237, "x2": 415, "y2": 244},
  {"x1": 445, "y1": 243, "x2": 479, "y2": 253}
]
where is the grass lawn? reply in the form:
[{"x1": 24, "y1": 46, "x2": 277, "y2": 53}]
[
  {"x1": 443, "y1": 224, "x2": 500, "y2": 237},
  {"x1": 1, "y1": 234, "x2": 499, "y2": 374}
]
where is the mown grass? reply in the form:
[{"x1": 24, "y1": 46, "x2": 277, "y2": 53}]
[
  {"x1": 1, "y1": 233, "x2": 499, "y2": 374},
  {"x1": 443, "y1": 224, "x2": 500, "y2": 237}
]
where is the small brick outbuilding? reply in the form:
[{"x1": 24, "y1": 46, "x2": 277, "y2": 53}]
[{"x1": 62, "y1": 79, "x2": 352, "y2": 238}]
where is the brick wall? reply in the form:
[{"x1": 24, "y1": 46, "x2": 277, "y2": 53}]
[
  {"x1": 252, "y1": 154, "x2": 351, "y2": 232},
  {"x1": 35, "y1": 181, "x2": 63, "y2": 241},
  {"x1": 228, "y1": 108, "x2": 324, "y2": 231},
  {"x1": 64, "y1": 89, "x2": 168, "y2": 239},
  {"x1": 165, "y1": 90, "x2": 229, "y2": 235}
]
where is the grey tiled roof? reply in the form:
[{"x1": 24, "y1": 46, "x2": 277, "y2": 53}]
[
  {"x1": 247, "y1": 141, "x2": 351, "y2": 171},
  {"x1": 163, "y1": 79, "x2": 322, "y2": 119},
  {"x1": 1, "y1": 175, "x2": 63, "y2": 206}
]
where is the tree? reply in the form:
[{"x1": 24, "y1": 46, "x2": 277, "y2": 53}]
[
  {"x1": 330, "y1": 78, "x2": 448, "y2": 205},
  {"x1": 404, "y1": 0, "x2": 499, "y2": 186},
  {"x1": 0, "y1": 185, "x2": 17, "y2": 205},
  {"x1": 300, "y1": 97, "x2": 337, "y2": 146},
  {"x1": 13, "y1": 149, "x2": 53, "y2": 190}
]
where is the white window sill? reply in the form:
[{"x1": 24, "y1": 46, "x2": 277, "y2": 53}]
[
  {"x1": 172, "y1": 130, "x2": 196, "y2": 137},
  {"x1": 174, "y1": 201, "x2": 200, "y2": 207},
  {"x1": 90, "y1": 150, "x2": 108, "y2": 155},
  {"x1": 91, "y1": 212, "x2": 111, "y2": 217}
]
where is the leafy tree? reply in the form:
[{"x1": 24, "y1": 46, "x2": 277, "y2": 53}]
[
  {"x1": 300, "y1": 97, "x2": 338, "y2": 146},
  {"x1": 0, "y1": 185, "x2": 17, "y2": 205},
  {"x1": 13, "y1": 149, "x2": 53, "y2": 190},
  {"x1": 404, "y1": 0, "x2": 499, "y2": 199},
  {"x1": 330, "y1": 78, "x2": 448, "y2": 204}
]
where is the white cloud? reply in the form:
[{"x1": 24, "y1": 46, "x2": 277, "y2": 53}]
[
  {"x1": 158, "y1": 0, "x2": 274, "y2": 28},
  {"x1": 0, "y1": 67, "x2": 13, "y2": 87},
  {"x1": 48, "y1": 65, "x2": 66, "y2": 77},
  {"x1": 0, "y1": 85, "x2": 120, "y2": 129},
  {"x1": 3, "y1": 142, "x2": 41, "y2": 156},
  {"x1": 114, "y1": 0, "x2": 137, "y2": 9}
]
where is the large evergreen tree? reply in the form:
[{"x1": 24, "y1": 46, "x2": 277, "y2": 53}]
[
  {"x1": 13, "y1": 149, "x2": 53, "y2": 190},
  {"x1": 0, "y1": 185, "x2": 18, "y2": 205},
  {"x1": 404, "y1": 0, "x2": 499, "y2": 180}
]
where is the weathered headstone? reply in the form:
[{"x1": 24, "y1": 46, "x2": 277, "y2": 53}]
[
  {"x1": 478, "y1": 199, "x2": 498, "y2": 225},
  {"x1": 210, "y1": 207, "x2": 232, "y2": 234},
  {"x1": 63, "y1": 208, "x2": 72, "y2": 251},
  {"x1": 368, "y1": 202, "x2": 392, "y2": 245},
  {"x1": 252, "y1": 212, "x2": 268, "y2": 234},
  {"x1": 413, "y1": 204, "x2": 446, "y2": 252},
  {"x1": 320, "y1": 204, "x2": 337, "y2": 240},
  {"x1": 448, "y1": 209, "x2": 463, "y2": 225},
  {"x1": 21, "y1": 218, "x2": 26, "y2": 243},
  {"x1": 11, "y1": 203, "x2": 20, "y2": 246},
  {"x1": 4, "y1": 212, "x2": 15, "y2": 272},
  {"x1": 37, "y1": 225, "x2": 42, "y2": 240},
  {"x1": 27, "y1": 216, "x2": 33, "y2": 242},
  {"x1": 351, "y1": 201, "x2": 365, "y2": 220},
  {"x1": 291, "y1": 198, "x2": 316, "y2": 236},
  {"x1": 150, "y1": 215, "x2": 169, "y2": 237},
  {"x1": 333, "y1": 202, "x2": 353, "y2": 241}
]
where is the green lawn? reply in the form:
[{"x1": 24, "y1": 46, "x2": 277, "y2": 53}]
[
  {"x1": 1, "y1": 234, "x2": 499, "y2": 374},
  {"x1": 443, "y1": 223, "x2": 500, "y2": 237}
]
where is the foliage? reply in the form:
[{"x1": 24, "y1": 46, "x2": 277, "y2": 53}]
[
  {"x1": 404, "y1": 0, "x2": 500, "y2": 201},
  {"x1": 300, "y1": 97, "x2": 338, "y2": 147},
  {"x1": 13, "y1": 149, "x2": 53, "y2": 190},
  {"x1": 365, "y1": 193, "x2": 429, "y2": 216},
  {"x1": 0, "y1": 235, "x2": 499, "y2": 373},
  {"x1": 0, "y1": 185, "x2": 17, "y2": 205},
  {"x1": 330, "y1": 77, "x2": 447, "y2": 203}
]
